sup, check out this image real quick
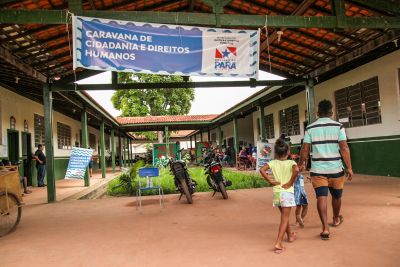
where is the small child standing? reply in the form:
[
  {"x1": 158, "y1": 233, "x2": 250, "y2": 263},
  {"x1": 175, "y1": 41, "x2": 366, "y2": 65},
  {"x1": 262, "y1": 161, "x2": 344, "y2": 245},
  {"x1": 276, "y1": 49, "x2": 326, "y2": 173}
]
[
  {"x1": 260, "y1": 139, "x2": 299, "y2": 254},
  {"x1": 294, "y1": 173, "x2": 308, "y2": 228}
]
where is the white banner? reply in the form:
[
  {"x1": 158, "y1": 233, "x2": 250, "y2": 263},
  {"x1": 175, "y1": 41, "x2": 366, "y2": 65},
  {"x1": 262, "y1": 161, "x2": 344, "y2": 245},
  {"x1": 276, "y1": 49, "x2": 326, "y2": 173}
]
[
  {"x1": 73, "y1": 16, "x2": 259, "y2": 78},
  {"x1": 65, "y1": 147, "x2": 94, "y2": 179}
]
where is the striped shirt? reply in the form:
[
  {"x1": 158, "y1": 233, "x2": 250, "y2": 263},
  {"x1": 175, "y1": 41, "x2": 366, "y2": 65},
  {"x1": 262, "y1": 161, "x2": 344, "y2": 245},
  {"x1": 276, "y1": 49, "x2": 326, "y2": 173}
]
[{"x1": 303, "y1": 117, "x2": 347, "y2": 175}]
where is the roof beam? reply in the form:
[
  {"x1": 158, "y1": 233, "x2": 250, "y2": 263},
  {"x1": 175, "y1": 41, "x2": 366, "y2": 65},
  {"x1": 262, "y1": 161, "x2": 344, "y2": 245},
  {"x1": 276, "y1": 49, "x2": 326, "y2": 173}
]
[
  {"x1": 202, "y1": 0, "x2": 232, "y2": 27},
  {"x1": 279, "y1": 36, "x2": 335, "y2": 57},
  {"x1": 60, "y1": 69, "x2": 105, "y2": 83},
  {"x1": 21, "y1": 41, "x2": 70, "y2": 61},
  {"x1": 69, "y1": 0, "x2": 82, "y2": 13},
  {"x1": 258, "y1": 64, "x2": 291, "y2": 78},
  {"x1": 261, "y1": 50, "x2": 315, "y2": 69},
  {"x1": 88, "y1": 0, "x2": 96, "y2": 10},
  {"x1": 0, "y1": 0, "x2": 19, "y2": 6},
  {"x1": 31, "y1": 51, "x2": 70, "y2": 68},
  {"x1": 349, "y1": 0, "x2": 400, "y2": 16},
  {"x1": 268, "y1": 44, "x2": 322, "y2": 65},
  {"x1": 260, "y1": 0, "x2": 315, "y2": 52},
  {"x1": 0, "y1": 45, "x2": 47, "y2": 83},
  {"x1": 188, "y1": 0, "x2": 195, "y2": 11},
  {"x1": 260, "y1": 58, "x2": 305, "y2": 75},
  {"x1": 5, "y1": 25, "x2": 55, "y2": 42},
  {"x1": 12, "y1": 32, "x2": 68, "y2": 54},
  {"x1": 40, "y1": 59, "x2": 71, "y2": 72},
  {"x1": 308, "y1": 29, "x2": 400, "y2": 78},
  {"x1": 53, "y1": 79, "x2": 306, "y2": 91},
  {"x1": 0, "y1": 9, "x2": 399, "y2": 28},
  {"x1": 331, "y1": 0, "x2": 346, "y2": 28}
]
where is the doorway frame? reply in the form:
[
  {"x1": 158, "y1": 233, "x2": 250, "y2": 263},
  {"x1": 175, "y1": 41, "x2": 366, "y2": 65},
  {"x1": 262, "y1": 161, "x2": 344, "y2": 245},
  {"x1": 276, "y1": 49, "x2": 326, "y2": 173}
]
[{"x1": 7, "y1": 129, "x2": 19, "y2": 164}]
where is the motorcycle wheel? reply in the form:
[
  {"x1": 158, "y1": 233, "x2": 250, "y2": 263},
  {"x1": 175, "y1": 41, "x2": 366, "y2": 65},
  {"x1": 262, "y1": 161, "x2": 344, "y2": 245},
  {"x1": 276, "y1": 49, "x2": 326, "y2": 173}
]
[
  {"x1": 218, "y1": 181, "x2": 228, "y2": 200},
  {"x1": 180, "y1": 181, "x2": 193, "y2": 204},
  {"x1": 206, "y1": 175, "x2": 214, "y2": 189}
]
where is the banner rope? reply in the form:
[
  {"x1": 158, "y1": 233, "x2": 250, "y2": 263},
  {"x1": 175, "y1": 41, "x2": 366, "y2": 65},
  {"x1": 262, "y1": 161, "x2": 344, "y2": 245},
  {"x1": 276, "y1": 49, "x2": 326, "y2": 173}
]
[
  {"x1": 174, "y1": 13, "x2": 184, "y2": 53},
  {"x1": 263, "y1": 15, "x2": 272, "y2": 74}
]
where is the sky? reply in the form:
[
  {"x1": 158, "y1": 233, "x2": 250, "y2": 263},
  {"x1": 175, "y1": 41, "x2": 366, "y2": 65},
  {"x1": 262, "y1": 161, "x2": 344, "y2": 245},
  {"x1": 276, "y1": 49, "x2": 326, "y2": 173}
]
[{"x1": 79, "y1": 71, "x2": 284, "y2": 117}]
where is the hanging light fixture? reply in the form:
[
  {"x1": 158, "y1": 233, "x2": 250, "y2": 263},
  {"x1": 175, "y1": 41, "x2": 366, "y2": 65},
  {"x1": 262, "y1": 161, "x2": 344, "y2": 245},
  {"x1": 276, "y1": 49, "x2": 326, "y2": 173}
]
[{"x1": 277, "y1": 30, "x2": 284, "y2": 43}]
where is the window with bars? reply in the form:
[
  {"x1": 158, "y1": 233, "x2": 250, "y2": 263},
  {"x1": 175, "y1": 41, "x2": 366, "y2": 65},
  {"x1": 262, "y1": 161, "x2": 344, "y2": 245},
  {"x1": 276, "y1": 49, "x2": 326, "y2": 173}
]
[
  {"x1": 89, "y1": 133, "x2": 96, "y2": 150},
  {"x1": 334, "y1": 76, "x2": 381, "y2": 128},
  {"x1": 57, "y1": 122, "x2": 71, "y2": 149},
  {"x1": 34, "y1": 114, "x2": 45, "y2": 147},
  {"x1": 264, "y1": 113, "x2": 275, "y2": 139},
  {"x1": 279, "y1": 105, "x2": 300, "y2": 136}
]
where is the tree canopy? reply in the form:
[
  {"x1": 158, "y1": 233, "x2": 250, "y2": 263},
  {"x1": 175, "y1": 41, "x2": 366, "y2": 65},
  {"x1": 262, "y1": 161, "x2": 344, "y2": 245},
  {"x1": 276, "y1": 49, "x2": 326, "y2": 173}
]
[
  {"x1": 112, "y1": 73, "x2": 195, "y2": 117},
  {"x1": 112, "y1": 73, "x2": 195, "y2": 140}
]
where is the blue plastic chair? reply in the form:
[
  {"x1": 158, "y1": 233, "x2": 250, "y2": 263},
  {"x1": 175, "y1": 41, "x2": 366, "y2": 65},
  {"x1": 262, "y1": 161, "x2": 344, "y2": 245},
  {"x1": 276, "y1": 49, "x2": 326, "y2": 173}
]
[{"x1": 136, "y1": 168, "x2": 164, "y2": 210}]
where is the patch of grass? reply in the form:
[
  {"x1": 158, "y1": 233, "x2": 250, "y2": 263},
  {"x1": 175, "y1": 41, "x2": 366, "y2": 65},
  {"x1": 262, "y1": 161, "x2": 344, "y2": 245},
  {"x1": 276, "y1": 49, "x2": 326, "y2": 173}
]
[{"x1": 107, "y1": 166, "x2": 271, "y2": 196}]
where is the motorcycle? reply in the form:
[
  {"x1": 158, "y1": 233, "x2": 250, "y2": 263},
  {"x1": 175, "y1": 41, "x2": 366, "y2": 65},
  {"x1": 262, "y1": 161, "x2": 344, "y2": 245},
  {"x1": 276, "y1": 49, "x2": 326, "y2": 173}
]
[
  {"x1": 169, "y1": 159, "x2": 197, "y2": 204},
  {"x1": 204, "y1": 158, "x2": 232, "y2": 199}
]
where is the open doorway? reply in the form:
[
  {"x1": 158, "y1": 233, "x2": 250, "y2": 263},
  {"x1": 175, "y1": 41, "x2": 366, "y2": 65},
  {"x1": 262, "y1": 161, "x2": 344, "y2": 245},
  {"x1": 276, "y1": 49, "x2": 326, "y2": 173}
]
[
  {"x1": 7, "y1": 129, "x2": 19, "y2": 163},
  {"x1": 21, "y1": 132, "x2": 33, "y2": 185}
]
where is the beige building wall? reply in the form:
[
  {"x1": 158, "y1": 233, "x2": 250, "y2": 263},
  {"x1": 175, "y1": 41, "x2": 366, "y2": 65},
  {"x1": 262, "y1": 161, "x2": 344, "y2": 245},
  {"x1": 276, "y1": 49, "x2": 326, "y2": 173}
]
[
  {"x1": 0, "y1": 85, "x2": 102, "y2": 159},
  {"x1": 314, "y1": 49, "x2": 400, "y2": 139},
  {"x1": 251, "y1": 91, "x2": 307, "y2": 145},
  {"x1": 250, "y1": 50, "x2": 400, "y2": 144}
]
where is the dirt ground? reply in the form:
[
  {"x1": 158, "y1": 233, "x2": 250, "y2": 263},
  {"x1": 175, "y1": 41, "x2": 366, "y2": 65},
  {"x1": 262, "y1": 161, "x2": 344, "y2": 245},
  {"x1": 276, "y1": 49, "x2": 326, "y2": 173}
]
[{"x1": 1, "y1": 174, "x2": 399, "y2": 267}]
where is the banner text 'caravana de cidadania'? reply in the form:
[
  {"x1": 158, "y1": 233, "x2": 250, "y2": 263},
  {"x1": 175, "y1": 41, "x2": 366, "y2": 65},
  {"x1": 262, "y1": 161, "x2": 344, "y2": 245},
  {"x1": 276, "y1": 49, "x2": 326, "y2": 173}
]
[{"x1": 73, "y1": 16, "x2": 259, "y2": 78}]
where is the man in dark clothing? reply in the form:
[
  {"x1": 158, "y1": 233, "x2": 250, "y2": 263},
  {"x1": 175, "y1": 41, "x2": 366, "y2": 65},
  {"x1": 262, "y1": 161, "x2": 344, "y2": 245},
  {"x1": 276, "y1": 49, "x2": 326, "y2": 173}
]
[{"x1": 34, "y1": 144, "x2": 46, "y2": 187}]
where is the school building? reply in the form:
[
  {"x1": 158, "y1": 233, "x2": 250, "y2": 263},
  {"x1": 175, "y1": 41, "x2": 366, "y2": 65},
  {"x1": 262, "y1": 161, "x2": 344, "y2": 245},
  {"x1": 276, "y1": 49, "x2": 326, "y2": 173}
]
[
  {"x1": 1, "y1": 0, "x2": 399, "y2": 204},
  {"x1": 117, "y1": 49, "x2": 400, "y2": 177},
  {"x1": 0, "y1": 84, "x2": 134, "y2": 187}
]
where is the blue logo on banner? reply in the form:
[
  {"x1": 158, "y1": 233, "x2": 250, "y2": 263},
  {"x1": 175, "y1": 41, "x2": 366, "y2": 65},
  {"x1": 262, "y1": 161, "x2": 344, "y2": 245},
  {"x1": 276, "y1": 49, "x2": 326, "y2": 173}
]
[{"x1": 79, "y1": 20, "x2": 203, "y2": 74}]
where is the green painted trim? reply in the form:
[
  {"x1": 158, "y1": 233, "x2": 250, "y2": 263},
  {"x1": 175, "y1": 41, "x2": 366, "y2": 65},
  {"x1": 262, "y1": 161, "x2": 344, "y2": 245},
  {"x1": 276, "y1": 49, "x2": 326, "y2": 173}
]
[
  {"x1": 347, "y1": 135, "x2": 400, "y2": 143},
  {"x1": 348, "y1": 138, "x2": 400, "y2": 177},
  {"x1": 1, "y1": 10, "x2": 399, "y2": 28}
]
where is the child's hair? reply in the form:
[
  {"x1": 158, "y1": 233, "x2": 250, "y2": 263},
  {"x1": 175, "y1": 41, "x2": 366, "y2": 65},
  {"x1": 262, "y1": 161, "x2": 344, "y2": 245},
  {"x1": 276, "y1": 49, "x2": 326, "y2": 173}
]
[{"x1": 274, "y1": 138, "x2": 289, "y2": 158}]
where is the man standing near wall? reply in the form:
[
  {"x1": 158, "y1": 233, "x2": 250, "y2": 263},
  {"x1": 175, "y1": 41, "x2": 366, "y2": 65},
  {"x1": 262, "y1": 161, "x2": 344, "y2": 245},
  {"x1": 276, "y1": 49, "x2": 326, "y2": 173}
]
[
  {"x1": 34, "y1": 144, "x2": 46, "y2": 187},
  {"x1": 299, "y1": 100, "x2": 353, "y2": 240}
]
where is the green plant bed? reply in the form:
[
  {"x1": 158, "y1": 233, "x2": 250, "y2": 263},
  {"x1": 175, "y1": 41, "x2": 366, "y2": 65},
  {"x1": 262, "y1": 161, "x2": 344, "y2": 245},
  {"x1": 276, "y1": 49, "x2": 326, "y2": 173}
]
[{"x1": 107, "y1": 164, "x2": 271, "y2": 197}]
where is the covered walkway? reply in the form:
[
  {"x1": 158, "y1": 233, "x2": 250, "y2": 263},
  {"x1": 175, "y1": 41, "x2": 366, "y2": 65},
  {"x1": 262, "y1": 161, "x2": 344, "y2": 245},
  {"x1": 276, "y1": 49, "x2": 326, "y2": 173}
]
[
  {"x1": 1, "y1": 174, "x2": 399, "y2": 267},
  {"x1": 22, "y1": 168, "x2": 121, "y2": 205}
]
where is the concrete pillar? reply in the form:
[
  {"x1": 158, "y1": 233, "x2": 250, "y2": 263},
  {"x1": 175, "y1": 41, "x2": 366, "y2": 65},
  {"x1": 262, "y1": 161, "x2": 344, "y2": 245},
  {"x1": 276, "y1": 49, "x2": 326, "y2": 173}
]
[
  {"x1": 111, "y1": 129, "x2": 115, "y2": 172},
  {"x1": 123, "y1": 137, "x2": 127, "y2": 168},
  {"x1": 43, "y1": 83, "x2": 56, "y2": 202},
  {"x1": 233, "y1": 117, "x2": 239, "y2": 155},
  {"x1": 100, "y1": 120, "x2": 106, "y2": 178},
  {"x1": 217, "y1": 125, "x2": 222, "y2": 148},
  {"x1": 306, "y1": 78, "x2": 316, "y2": 123},
  {"x1": 81, "y1": 107, "x2": 89, "y2": 186},
  {"x1": 118, "y1": 134, "x2": 122, "y2": 169},
  {"x1": 165, "y1": 126, "x2": 170, "y2": 158},
  {"x1": 259, "y1": 104, "x2": 266, "y2": 142}
]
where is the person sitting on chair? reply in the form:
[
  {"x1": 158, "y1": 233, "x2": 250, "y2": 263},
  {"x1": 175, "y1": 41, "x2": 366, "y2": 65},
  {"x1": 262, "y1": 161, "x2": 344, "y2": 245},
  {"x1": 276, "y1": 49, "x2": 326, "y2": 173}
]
[{"x1": 239, "y1": 147, "x2": 251, "y2": 168}]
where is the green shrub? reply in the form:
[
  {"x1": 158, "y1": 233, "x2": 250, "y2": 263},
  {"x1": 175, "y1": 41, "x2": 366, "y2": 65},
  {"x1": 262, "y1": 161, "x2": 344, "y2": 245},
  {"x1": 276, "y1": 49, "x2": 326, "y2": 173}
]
[
  {"x1": 107, "y1": 160, "x2": 144, "y2": 196},
  {"x1": 107, "y1": 166, "x2": 271, "y2": 196}
]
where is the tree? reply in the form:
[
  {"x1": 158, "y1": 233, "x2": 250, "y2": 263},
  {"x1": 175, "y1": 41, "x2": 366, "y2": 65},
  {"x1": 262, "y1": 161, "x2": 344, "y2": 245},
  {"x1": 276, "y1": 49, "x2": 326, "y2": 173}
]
[{"x1": 112, "y1": 73, "x2": 195, "y2": 140}]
